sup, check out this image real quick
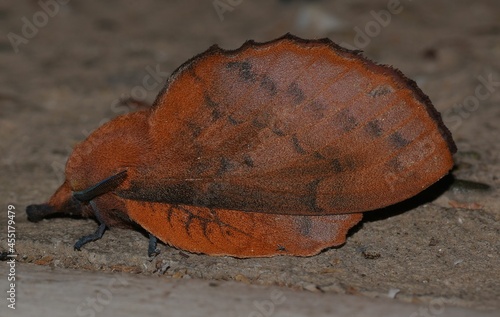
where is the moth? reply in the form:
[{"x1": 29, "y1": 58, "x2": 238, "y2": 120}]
[{"x1": 26, "y1": 34, "x2": 456, "y2": 257}]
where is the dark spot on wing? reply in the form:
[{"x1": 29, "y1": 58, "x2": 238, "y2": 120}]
[
  {"x1": 365, "y1": 120, "x2": 383, "y2": 137},
  {"x1": 260, "y1": 75, "x2": 277, "y2": 95},
  {"x1": 243, "y1": 155, "x2": 254, "y2": 167},
  {"x1": 226, "y1": 61, "x2": 256, "y2": 82},
  {"x1": 313, "y1": 151, "x2": 325, "y2": 160},
  {"x1": 369, "y1": 85, "x2": 393, "y2": 97},
  {"x1": 187, "y1": 122, "x2": 202, "y2": 138},
  {"x1": 188, "y1": 67, "x2": 203, "y2": 83},
  {"x1": 389, "y1": 132, "x2": 410, "y2": 148},
  {"x1": 331, "y1": 158, "x2": 343, "y2": 173},
  {"x1": 335, "y1": 109, "x2": 358, "y2": 132},
  {"x1": 271, "y1": 126, "x2": 285, "y2": 136},
  {"x1": 302, "y1": 179, "x2": 323, "y2": 213},
  {"x1": 287, "y1": 82, "x2": 305, "y2": 105},
  {"x1": 228, "y1": 115, "x2": 243, "y2": 125},
  {"x1": 184, "y1": 212, "x2": 194, "y2": 237},
  {"x1": 291, "y1": 134, "x2": 306, "y2": 154},
  {"x1": 205, "y1": 94, "x2": 222, "y2": 120},
  {"x1": 217, "y1": 157, "x2": 234, "y2": 176},
  {"x1": 200, "y1": 220, "x2": 211, "y2": 241},
  {"x1": 271, "y1": 121, "x2": 287, "y2": 136}
]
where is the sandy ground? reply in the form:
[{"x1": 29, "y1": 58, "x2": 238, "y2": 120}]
[{"x1": 1, "y1": 0, "x2": 499, "y2": 315}]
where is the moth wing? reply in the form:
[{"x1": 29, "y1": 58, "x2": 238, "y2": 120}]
[{"x1": 119, "y1": 35, "x2": 455, "y2": 215}]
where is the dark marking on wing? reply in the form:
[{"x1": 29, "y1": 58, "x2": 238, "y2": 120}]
[
  {"x1": 369, "y1": 85, "x2": 393, "y2": 97},
  {"x1": 365, "y1": 120, "x2": 383, "y2": 137},
  {"x1": 313, "y1": 151, "x2": 325, "y2": 160},
  {"x1": 287, "y1": 82, "x2": 305, "y2": 105},
  {"x1": 200, "y1": 220, "x2": 211, "y2": 242},
  {"x1": 389, "y1": 132, "x2": 409, "y2": 148},
  {"x1": 291, "y1": 134, "x2": 306, "y2": 154},
  {"x1": 176, "y1": 206, "x2": 213, "y2": 243},
  {"x1": 187, "y1": 122, "x2": 202, "y2": 138},
  {"x1": 303, "y1": 179, "x2": 323, "y2": 213},
  {"x1": 228, "y1": 115, "x2": 243, "y2": 125},
  {"x1": 271, "y1": 127, "x2": 286, "y2": 136},
  {"x1": 187, "y1": 67, "x2": 203, "y2": 83},
  {"x1": 166, "y1": 205, "x2": 174, "y2": 225},
  {"x1": 218, "y1": 157, "x2": 234, "y2": 176},
  {"x1": 204, "y1": 94, "x2": 222, "y2": 120},
  {"x1": 184, "y1": 211, "x2": 194, "y2": 237},
  {"x1": 271, "y1": 121, "x2": 287, "y2": 136},
  {"x1": 252, "y1": 118, "x2": 266, "y2": 129},
  {"x1": 331, "y1": 158, "x2": 343, "y2": 173},
  {"x1": 260, "y1": 75, "x2": 277, "y2": 95},
  {"x1": 226, "y1": 61, "x2": 256, "y2": 82},
  {"x1": 243, "y1": 155, "x2": 254, "y2": 167},
  {"x1": 336, "y1": 109, "x2": 358, "y2": 132}
]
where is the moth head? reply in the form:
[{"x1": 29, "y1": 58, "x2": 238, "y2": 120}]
[
  {"x1": 26, "y1": 180, "x2": 89, "y2": 222},
  {"x1": 26, "y1": 110, "x2": 150, "y2": 222}
]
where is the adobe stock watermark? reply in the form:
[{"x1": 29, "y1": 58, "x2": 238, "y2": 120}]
[
  {"x1": 7, "y1": 0, "x2": 71, "y2": 53},
  {"x1": 5, "y1": 205, "x2": 17, "y2": 310},
  {"x1": 341, "y1": 0, "x2": 412, "y2": 50},
  {"x1": 75, "y1": 274, "x2": 129, "y2": 317},
  {"x1": 443, "y1": 72, "x2": 500, "y2": 132},
  {"x1": 50, "y1": 63, "x2": 170, "y2": 182},
  {"x1": 213, "y1": 0, "x2": 243, "y2": 21},
  {"x1": 248, "y1": 289, "x2": 286, "y2": 317}
]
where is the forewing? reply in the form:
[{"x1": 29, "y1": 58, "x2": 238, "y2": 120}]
[{"x1": 118, "y1": 35, "x2": 455, "y2": 215}]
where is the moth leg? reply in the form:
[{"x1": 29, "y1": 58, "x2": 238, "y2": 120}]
[
  {"x1": 148, "y1": 234, "x2": 160, "y2": 258},
  {"x1": 74, "y1": 223, "x2": 106, "y2": 251},
  {"x1": 74, "y1": 201, "x2": 108, "y2": 251}
]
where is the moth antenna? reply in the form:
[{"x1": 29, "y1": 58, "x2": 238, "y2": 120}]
[{"x1": 73, "y1": 170, "x2": 128, "y2": 202}]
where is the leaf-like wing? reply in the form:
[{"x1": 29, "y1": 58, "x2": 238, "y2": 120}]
[{"x1": 117, "y1": 35, "x2": 455, "y2": 215}]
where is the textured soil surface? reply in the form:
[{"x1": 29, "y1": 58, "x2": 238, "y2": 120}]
[{"x1": 1, "y1": 0, "x2": 499, "y2": 315}]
